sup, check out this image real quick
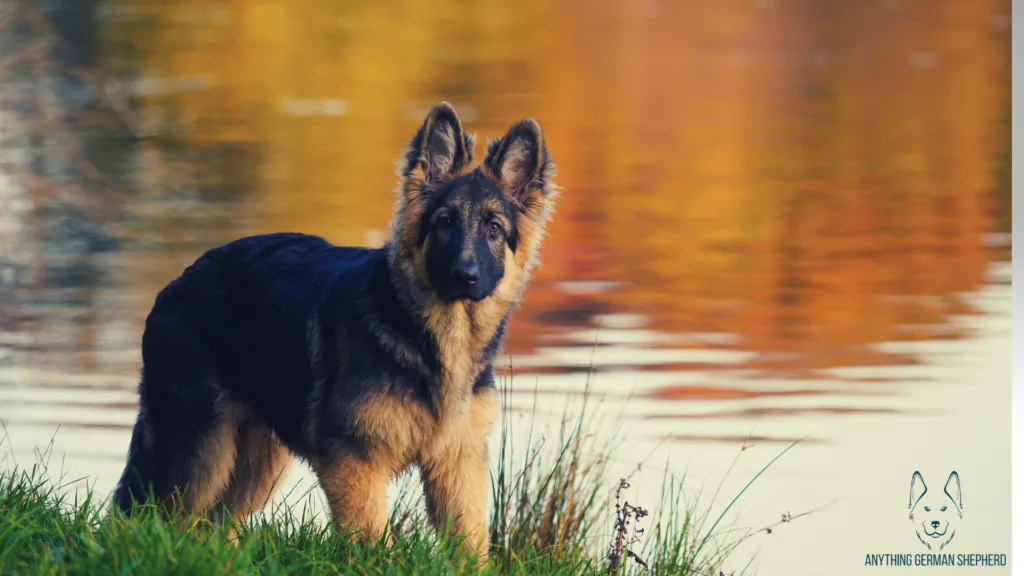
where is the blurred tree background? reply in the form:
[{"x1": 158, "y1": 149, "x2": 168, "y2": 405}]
[{"x1": 0, "y1": 0, "x2": 1011, "y2": 378}]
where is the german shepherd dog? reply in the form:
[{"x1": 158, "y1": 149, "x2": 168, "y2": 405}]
[{"x1": 113, "y1": 102, "x2": 557, "y2": 556}]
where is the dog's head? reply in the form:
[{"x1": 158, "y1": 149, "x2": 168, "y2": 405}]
[
  {"x1": 391, "y1": 102, "x2": 557, "y2": 304},
  {"x1": 909, "y1": 471, "x2": 962, "y2": 548}
]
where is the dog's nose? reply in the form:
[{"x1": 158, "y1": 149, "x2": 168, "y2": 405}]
[
  {"x1": 931, "y1": 521, "x2": 940, "y2": 528},
  {"x1": 452, "y1": 261, "x2": 479, "y2": 286}
]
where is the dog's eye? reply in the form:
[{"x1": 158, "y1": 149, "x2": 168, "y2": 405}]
[
  {"x1": 437, "y1": 214, "x2": 453, "y2": 228},
  {"x1": 924, "y1": 506, "x2": 931, "y2": 512},
  {"x1": 488, "y1": 221, "x2": 502, "y2": 236},
  {"x1": 941, "y1": 506, "x2": 947, "y2": 512}
]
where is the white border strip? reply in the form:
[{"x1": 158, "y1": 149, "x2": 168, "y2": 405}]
[{"x1": 1011, "y1": 0, "x2": 1021, "y2": 573}]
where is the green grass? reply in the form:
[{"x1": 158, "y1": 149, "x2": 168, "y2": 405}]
[{"x1": 0, "y1": 377, "x2": 792, "y2": 575}]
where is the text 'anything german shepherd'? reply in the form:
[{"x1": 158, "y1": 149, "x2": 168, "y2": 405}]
[{"x1": 113, "y1": 102, "x2": 558, "y2": 556}]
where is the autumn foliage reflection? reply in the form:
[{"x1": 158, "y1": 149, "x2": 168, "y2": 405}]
[{"x1": 92, "y1": 0, "x2": 1010, "y2": 379}]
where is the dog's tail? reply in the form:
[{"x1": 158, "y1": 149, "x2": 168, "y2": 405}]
[{"x1": 112, "y1": 416, "x2": 155, "y2": 516}]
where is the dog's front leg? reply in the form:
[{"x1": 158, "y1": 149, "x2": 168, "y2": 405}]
[
  {"x1": 420, "y1": 387, "x2": 497, "y2": 559},
  {"x1": 314, "y1": 454, "x2": 391, "y2": 543},
  {"x1": 420, "y1": 444, "x2": 491, "y2": 558}
]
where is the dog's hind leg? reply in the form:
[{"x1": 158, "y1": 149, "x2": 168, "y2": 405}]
[
  {"x1": 208, "y1": 410, "x2": 294, "y2": 536},
  {"x1": 113, "y1": 317, "x2": 239, "y2": 521},
  {"x1": 113, "y1": 393, "x2": 240, "y2": 521}
]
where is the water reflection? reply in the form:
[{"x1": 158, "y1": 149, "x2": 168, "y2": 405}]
[{"x1": 0, "y1": 0, "x2": 1011, "y2": 439}]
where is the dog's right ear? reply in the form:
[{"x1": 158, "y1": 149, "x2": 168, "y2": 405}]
[
  {"x1": 400, "y1": 102, "x2": 475, "y2": 197},
  {"x1": 482, "y1": 117, "x2": 554, "y2": 214},
  {"x1": 944, "y1": 471, "x2": 962, "y2": 517},
  {"x1": 909, "y1": 471, "x2": 927, "y2": 517}
]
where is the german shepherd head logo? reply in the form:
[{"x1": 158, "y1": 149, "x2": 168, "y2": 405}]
[
  {"x1": 389, "y1": 102, "x2": 557, "y2": 310},
  {"x1": 909, "y1": 471, "x2": 962, "y2": 550}
]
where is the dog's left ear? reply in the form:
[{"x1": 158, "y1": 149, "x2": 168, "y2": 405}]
[
  {"x1": 909, "y1": 471, "x2": 927, "y2": 517},
  {"x1": 944, "y1": 471, "x2": 962, "y2": 517},
  {"x1": 401, "y1": 102, "x2": 475, "y2": 191},
  {"x1": 483, "y1": 118, "x2": 554, "y2": 212}
]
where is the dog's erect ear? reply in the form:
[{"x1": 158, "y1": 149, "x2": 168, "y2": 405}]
[
  {"x1": 909, "y1": 471, "x2": 927, "y2": 517},
  {"x1": 944, "y1": 471, "x2": 962, "y2": 517},
  {"x1": 483, "y1": 118, "x2": 553, "y2": 207},
  {"x1": 402, "y1": 102, "x2": 474, "y2": 189}
]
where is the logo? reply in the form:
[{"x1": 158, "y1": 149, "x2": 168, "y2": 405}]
[
  {"x1": 863, "y1": 470, "x2": 1006, "y2": 568},
  {"x1": 908, "y1": 470, "x2": 962, "y2": 551}
]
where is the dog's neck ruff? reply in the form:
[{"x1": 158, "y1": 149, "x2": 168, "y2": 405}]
[{"x1": 385, "y1": 240, "x2": 435, "y2": 325}]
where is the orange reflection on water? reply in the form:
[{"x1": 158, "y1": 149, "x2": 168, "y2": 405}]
[{"x1": 91, "y1": 0, "x2": 1010, "y2": 381}]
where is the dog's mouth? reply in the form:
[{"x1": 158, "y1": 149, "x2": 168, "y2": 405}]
[
  {"x1": 436, "y1": 280, "x2": 495, "y2": 303},
  {"x1": 921, "y1": 525, "x2": 948, "y2": 538},
  {"x1": 439, "y1": 289, "x2": 489, "y2": 303}
]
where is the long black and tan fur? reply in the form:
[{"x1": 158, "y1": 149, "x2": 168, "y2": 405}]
[{"x1": 113, "y1": 102, "x2": 557, "y2": 556}]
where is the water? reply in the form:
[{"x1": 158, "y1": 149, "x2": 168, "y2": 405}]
[{"x1": 0, "y1": 1, "x2": 1011, "y2": 574}]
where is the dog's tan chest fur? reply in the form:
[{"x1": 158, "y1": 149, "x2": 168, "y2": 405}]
[{"x1": 351, "y1": 383, "x2": 497, "y2": 474}]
